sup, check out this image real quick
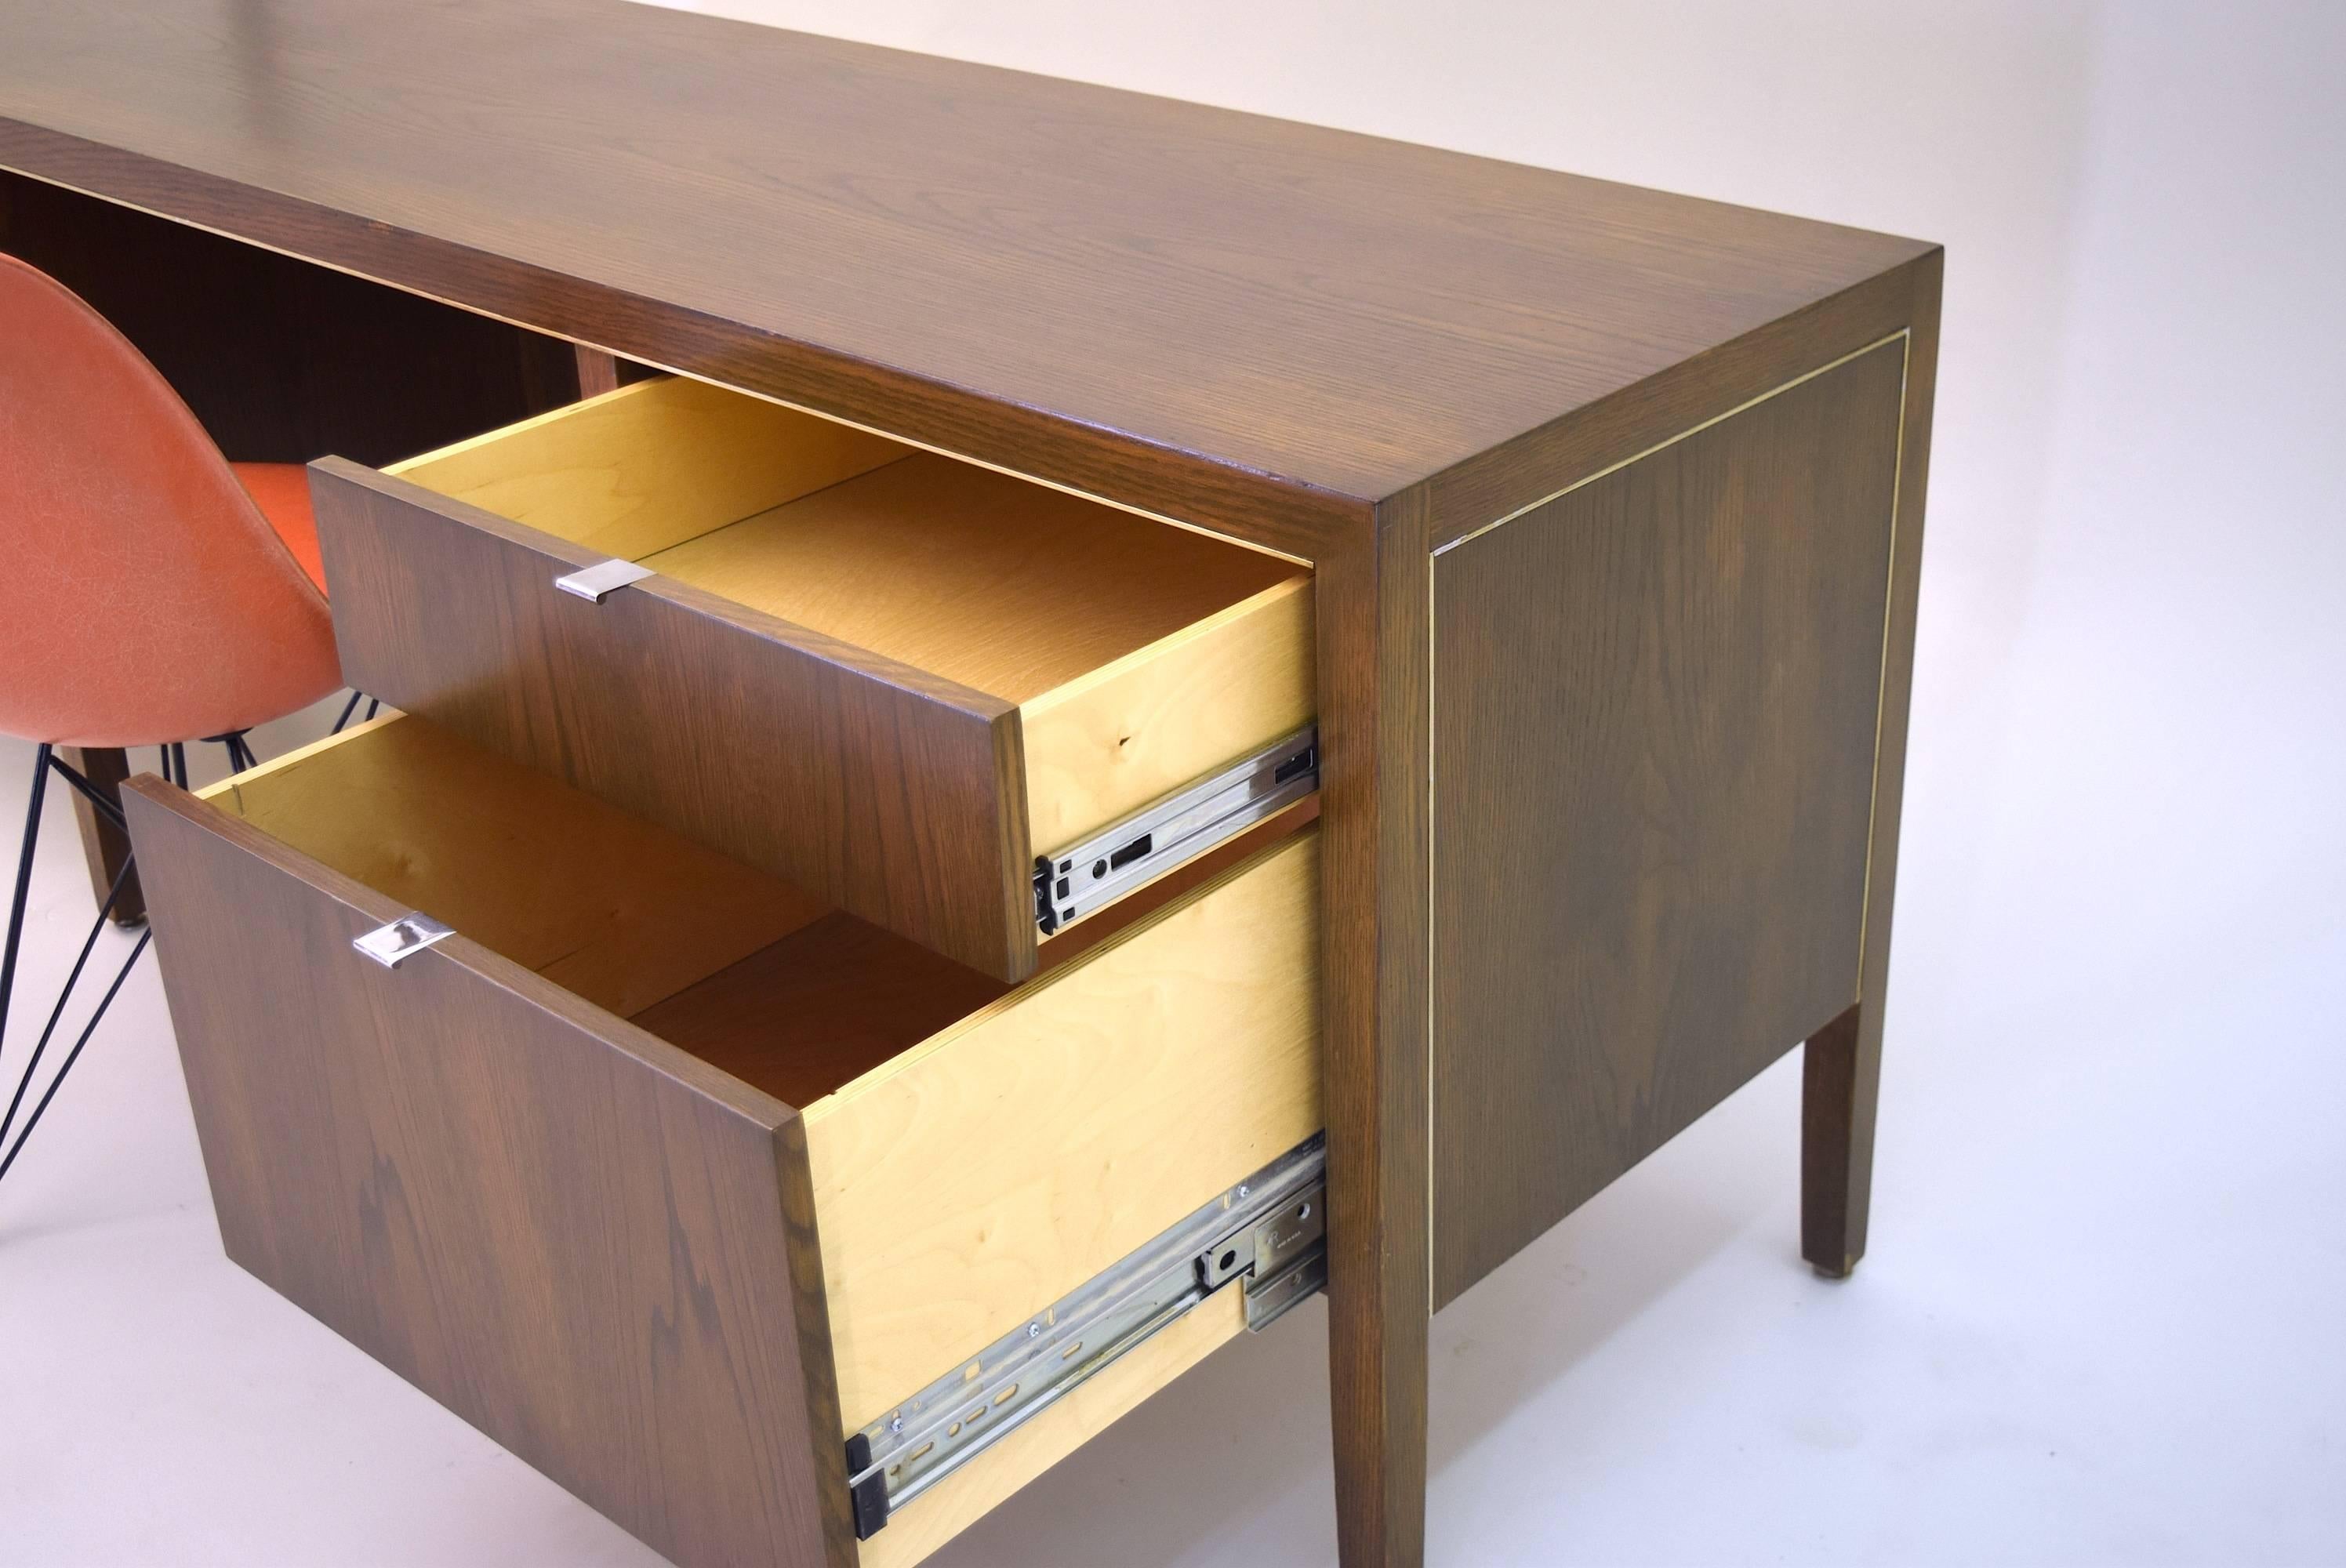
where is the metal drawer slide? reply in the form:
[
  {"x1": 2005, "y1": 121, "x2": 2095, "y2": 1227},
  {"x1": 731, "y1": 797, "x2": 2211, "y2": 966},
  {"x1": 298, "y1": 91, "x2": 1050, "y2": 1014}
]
[
  {"x1": 1033, "y1": 726, "x2": 1317, "y2": 936},
  {"x1": 845, "y1": 1135, "x2": 1327, "y2": 1539}
]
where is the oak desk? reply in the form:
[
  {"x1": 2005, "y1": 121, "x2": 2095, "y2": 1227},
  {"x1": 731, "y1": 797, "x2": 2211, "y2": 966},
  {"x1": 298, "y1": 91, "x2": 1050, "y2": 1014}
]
[{"x1": 0, "y1": 5, "x2": 1939, "y2": 1565}]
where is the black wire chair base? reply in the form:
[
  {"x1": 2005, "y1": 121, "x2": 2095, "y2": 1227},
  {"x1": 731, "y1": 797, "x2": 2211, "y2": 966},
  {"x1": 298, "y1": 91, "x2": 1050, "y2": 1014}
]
[
  {"x1": 0, "y1": 731, "x2": 269, "y2": 1190},
  {"x1": 0, "y1": 844, "x2": 149, "y2": 1184},
  {"x1": 199, "y1": 730, "x2": 260, "y2": 774},
  {"x1": 0, "y1": 706, "x2": 351, "y2": 1189},
  {"x1": 330, "y1": 691, "x2": 380, "y2": 735}
]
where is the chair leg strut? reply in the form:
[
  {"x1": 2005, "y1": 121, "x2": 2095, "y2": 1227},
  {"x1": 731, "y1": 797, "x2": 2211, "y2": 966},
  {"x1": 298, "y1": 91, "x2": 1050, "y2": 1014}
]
[
  {"x1": 0, "y1": 744, "x2": 55, "y2": 1081},
  {"x1": 0, "y1": 743, "x2": 165, "y2": 1190},
  {"x1": 0, "y1": 924, "x2": 151, "y2": 1185}
]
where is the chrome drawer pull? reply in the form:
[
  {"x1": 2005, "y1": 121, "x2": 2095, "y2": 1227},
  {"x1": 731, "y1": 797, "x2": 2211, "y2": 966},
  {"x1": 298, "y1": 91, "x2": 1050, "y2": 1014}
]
[
  {"x1": 553, "y1": 558, "x2": 655, "y2": 602},
  {"x1": 352, "y1": 913, "x2": 455, "y2": 969}
]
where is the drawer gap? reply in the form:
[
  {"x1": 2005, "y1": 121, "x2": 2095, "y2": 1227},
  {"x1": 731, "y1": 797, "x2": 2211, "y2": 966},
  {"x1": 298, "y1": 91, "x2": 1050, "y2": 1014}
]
[{"x1": 846, "y1": 1134, "x2": 1327, "y2": 1539}]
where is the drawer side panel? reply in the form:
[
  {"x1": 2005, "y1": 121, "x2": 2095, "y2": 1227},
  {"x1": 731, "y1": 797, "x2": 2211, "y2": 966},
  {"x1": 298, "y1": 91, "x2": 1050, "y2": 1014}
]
[
  {"x1": 805, "y1": 830, "x2": 1321, "y2": 1436},
  {"x1": 1021, "y1": 573, "x2": 1316, "y2": 855},
  {"x1": 122, "y1": 779, "x2": 855, "y2": 1568}
]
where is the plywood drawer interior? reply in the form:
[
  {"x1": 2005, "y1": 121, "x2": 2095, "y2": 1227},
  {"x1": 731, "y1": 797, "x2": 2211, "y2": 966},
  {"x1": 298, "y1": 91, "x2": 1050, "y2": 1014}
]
[
  {"x1": 383, "y1": 376, "x2": 1316, "y2": 861},
  {"x1": 187, "y1": 713, "x2": 1322, "y2": 1563}
]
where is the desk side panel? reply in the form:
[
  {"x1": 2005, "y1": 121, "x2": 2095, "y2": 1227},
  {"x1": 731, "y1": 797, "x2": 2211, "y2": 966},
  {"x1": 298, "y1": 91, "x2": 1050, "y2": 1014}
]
[{"x1": 1429, "y1": 339, "x2": 1908, "y2": 1306}]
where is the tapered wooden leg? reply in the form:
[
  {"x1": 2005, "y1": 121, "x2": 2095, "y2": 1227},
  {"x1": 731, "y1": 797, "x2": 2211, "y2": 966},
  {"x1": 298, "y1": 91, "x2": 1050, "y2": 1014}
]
[
  {"x1": 1803, "y1": 254, "x2": 1937, "y2": 1284},
  {"x1": 1327, "y1": 1284, "x2": 1427, "y2": 1566},
  {"x1": 57, "y1": 746, "x2": 144, "y2": 927},
  {"x1": 1321, "y1": 514, "x2": 1432, "y2": 1567},
  {"x1": 1801, "y1": 1001, "x2": 1879, "y2": 1277}
]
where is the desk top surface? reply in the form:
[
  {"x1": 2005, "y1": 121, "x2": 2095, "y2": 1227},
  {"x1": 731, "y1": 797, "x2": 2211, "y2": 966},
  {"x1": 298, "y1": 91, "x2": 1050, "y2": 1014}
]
[{"x1": 0, "y1": 0, "x2": 1928, "y2": 510}]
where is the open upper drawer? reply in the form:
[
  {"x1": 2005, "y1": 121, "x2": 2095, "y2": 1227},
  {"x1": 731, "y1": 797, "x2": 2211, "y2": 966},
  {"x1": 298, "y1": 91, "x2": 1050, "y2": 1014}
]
[
  {"x1": 308, "y1": 377, "x2": 1316, "y2": 981},
  {"x1": 124, "y1": 714, "x2": 1323, "y2": 1568}
]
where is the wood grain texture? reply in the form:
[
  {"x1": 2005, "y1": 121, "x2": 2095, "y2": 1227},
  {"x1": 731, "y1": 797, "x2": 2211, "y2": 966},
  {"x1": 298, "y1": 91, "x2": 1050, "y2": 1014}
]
[
  {"x1": 1428, "y1": 339, "x2": 1908, "y2": 1306},
  {"x1": 803, "y1": 832, "x2": 1320, "y2": 1434},
  {"x1": 311, "y1": 457, "x2": 1037, "y2": 982},
  {"x1": 122, "y1": 775, "x2": 854, "y2": 1568},
  {"x1": 56, "y1": 746, "x2": 143, "y2": 924},
  {"x1": 0, "y1": 0, "x2": 1929, "y2": 537},
  {"x1": 391, "y1": 375, "x2": 907, "y2": 561},
  {"x1": 198, "y1": 714, "x2": 829, "y2": 1018},
  {"x1": 1805, "y1": 252, "x2": 1942, "y2": 1276},
  {"x1": 0, "y1": 169, "x2": 581, "y2": 466}
]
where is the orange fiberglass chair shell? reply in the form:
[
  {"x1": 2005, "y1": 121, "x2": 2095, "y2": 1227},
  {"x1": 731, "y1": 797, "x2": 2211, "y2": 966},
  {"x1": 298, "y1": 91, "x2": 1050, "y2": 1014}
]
[{"x1": 0, "y1": 252, "x2": 343, "y2": 1188}]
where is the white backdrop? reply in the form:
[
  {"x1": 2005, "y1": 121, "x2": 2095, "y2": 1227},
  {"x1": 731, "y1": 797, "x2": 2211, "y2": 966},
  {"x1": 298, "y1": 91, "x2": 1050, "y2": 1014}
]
[{"x1": 6, "y1": 2, "x2": 2341, "y2": 1563}]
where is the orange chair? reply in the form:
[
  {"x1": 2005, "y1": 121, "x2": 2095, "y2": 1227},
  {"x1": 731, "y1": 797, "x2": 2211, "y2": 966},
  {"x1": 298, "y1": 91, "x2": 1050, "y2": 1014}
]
[{"x1": 0, "y1": 252, "x2": 343, "y2": 1185}]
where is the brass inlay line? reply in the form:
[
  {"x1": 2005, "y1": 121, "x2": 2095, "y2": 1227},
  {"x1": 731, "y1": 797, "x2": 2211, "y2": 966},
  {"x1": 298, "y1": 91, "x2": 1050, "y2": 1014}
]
[
  {"x1": 1426, "y1": 533, "x2": 1439, "y2": 1311},
  {"x1": 1425, "y1": 330, "x2": 1912, "y2": 1311},
  {"x1": 1434, "y1": 332, "x2": 1911, "y2": 558},
  {"x1": 1852, "y1": 342, "x2": 1915, "y2": 997}
]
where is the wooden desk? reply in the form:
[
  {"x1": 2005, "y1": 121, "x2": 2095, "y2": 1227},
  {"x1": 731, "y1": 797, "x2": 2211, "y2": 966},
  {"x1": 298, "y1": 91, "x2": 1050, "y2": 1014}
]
[{"x1": 1, "y1": 5, "x2": 1939, "y2": 1565}]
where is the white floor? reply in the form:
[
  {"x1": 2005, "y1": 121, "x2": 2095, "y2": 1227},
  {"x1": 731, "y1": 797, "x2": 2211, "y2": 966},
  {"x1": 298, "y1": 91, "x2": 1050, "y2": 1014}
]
[{"x1": 7, "y1": 2, "x2": 2344, "y2": 1564}]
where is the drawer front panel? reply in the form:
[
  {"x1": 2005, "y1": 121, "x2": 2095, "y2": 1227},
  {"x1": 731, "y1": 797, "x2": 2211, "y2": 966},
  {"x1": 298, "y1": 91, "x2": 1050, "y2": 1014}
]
[
  {"x1": 312, "y1": 456, "x2": 1037, "y2": 981},
  {"x1": 122, "y1": 778, "x2": 852, "y2": 1568}
]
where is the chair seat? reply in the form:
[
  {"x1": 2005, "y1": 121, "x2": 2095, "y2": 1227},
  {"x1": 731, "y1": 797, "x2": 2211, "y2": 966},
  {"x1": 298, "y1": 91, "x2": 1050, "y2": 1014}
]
[{"x1": 230, "y1": 463, "x2": 328, "y2": 593}]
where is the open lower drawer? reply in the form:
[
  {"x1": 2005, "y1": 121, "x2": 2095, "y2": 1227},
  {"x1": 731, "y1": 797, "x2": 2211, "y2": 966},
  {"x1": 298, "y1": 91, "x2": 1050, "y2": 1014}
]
[
  {"x1": 123, "y1": 715, "x2": 1321, "y2": 1568},
  {"x1": 309, "y1": 376, "x2": 1316, "y2": 982}
]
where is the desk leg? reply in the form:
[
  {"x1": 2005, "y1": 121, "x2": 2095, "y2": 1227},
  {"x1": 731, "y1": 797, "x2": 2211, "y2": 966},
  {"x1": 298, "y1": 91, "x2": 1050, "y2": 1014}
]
[
  {"x1": 1803, "y1": 256, "x2": 1940, "y2": 1283},
  {"x1": 1322, "y1": 514, "x2": 1433, "y2": 1568},
  {"x1": 573, "y1": 345, "x2": 620, "y2": 399},
  {"x1": 1801, "y1": 1003, "x2": 1876, "y2": 1276},
  {"x1": 59, "y1": 746, "x2": 143, "y2": 926}
]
